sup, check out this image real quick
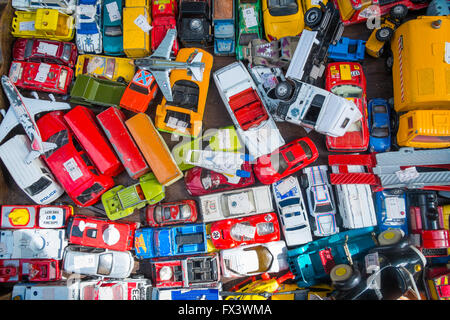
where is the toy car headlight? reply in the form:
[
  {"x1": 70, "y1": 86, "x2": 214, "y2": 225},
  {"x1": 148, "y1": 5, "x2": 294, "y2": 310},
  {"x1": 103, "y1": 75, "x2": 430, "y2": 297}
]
[{"x1": 159, "y1": 266, "x2": 173, "y2": 280}]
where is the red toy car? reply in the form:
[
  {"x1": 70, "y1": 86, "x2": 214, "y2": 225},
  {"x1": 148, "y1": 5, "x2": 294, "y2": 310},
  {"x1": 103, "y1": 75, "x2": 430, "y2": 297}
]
[
  {"x1": 253, "y1": 137, "x2": 319, "y2": 185},
  {"x1": 325, "y1": 62, "x2": 369, "y2": 152},
  {"x1": 151, "y1": 0, "x2": 179, "y2": 55},
  {"x1": 119, "y1": 69, "x2": 159, "y2": 113},
  {"x1": 63, "y1": 105, "x2": 124, "y2": 177},
  {"x1": 12, "y1": 38, "x2": 78, "y2": 68},
  {"x1": 184, "y1": 162, "x2": 255, "y2": 196},
  {"x1": 0, "y1": 259, "x2": 61, "y2": 283},
  {"x1": 36, "y1": 111, "x2": 115, "y2": 207},
  {"x1": 209, "y1": 212, "x2": 281, "y2": 250},
  {"x1": 0, "y1": 205, "x2": 73, "y2": 229},
  {"x1": 146, "y1": 200, "x2": 198, "y2": 227},
  {"x1": 67, "y1": 215, "x2": 139, "y2": 251},
  {"x1": 8, "y1": 61, "x2": 73, "y2": 95}
]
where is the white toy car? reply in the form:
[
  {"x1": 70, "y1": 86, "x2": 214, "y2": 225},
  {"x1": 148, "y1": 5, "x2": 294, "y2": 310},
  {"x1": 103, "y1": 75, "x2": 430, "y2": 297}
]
[
  {"x1": 79, "y1": 277, "x2": 158, "y2": 300},
  {"x1": 213, "y1": 61, "x2": 285, "y2": 159},
  {"x1": 199, "y1": 185, "x2": 274, "y2": 223},
  {"x1": 301, "y1": 165, "x2": 339, "y2": 237},
  {"x1": 75, "y1": 0, "x2": 102, "y2": 54},
  {"x1": 0, "y1": 135, "x2": 64, "y2": 205},
  {"x1": 219, "y1": 240, "x2": 289, "y2": 278},
  {"x1": 272, "y1": 176, "x2": 313, "y2": 247},
  {"x1": 11, "y1": 280, "x2": 88, "y2": 300},
  {"x1": 12, "y1": 0, "x2": 77, "y2": 14},
  {"x1": 62, "y1": 245, "x2": 135, "y2": 279}
]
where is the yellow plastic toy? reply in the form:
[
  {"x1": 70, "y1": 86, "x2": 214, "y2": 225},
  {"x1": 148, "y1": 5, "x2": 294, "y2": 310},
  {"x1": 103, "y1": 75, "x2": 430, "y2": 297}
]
[
  {"x1": 11, "y1": 9, "x2": 75, "y2": 41},
  {"x1": 125, "y1": 0, "x2": 151, "y2": 7},
  {"x1": 123, "y1": 6, "x2": 151, "y2": 58},
  {"x1": 365, "y1": 17, "x2": 398, "y2": 58},
  {"x1": 262, "y1": 0, "x2": 305, "y2": 41},
  {"x1": 75, "y1": 55, "x2": 136, "y2": 83},
  {"x1": 8, "y1": 208, "x2": 30, "y2": 227}
]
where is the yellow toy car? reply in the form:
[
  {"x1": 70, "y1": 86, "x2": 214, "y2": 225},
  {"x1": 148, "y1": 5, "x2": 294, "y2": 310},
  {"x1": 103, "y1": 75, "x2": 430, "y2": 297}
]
[
  {"x1": 123, "y1": 6, "x2": 151, "y2": 58},
  {"x1": 262, "y1": 0, "x2": 304, "y2": 41},
  {"x1": 75, "y1": 55, "x2": 136, "y2": 83},
  {"x1": 365, "y1": 16, "x2": 401, "y2": 58},
  {"x1": 155, "y1": 48, "x2": 213, "y2": 137},
  {"x1": 11, "y1": 9, "x2": 75, "y2": 41}
]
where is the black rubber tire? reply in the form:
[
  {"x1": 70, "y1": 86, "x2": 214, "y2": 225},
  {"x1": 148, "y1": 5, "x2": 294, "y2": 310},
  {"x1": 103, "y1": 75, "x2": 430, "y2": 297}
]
[
  {"x1": 390, "y1": 4, "x2": 408, "y2": 19},
  {"x1": 376, "y1": 27, "x2": 394, "y2": 42},
  {"x1": 304, "y1": 7, "x2": 323, "y2": 28}
]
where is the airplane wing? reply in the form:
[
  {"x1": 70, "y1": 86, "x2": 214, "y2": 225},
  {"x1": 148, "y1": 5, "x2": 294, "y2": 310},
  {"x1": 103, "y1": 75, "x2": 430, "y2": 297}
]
[
  {"x1": 189, "y1": 51, "x2": 204, "y2": 82},
  {"x1": 153, "y1": 70, "x2": 173, "y2": 102},
  {"x1": 21, "y1": 96, "x2": 71, "y2": 116},
  {"x1": 150, "y1": 28, "x2": 177, "y2": 60},
  {"x1": 0, "y1": 108, "x2": 19, "y2": 143}
]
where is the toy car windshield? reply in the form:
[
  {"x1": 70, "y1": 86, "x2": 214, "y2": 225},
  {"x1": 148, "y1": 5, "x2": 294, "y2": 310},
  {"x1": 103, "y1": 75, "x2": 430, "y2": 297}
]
[
  {"x1": 331, "y1": 84, "x2": 363, "y2": 98},
  {"x1": 97, "y1": 252, "x2": 113, "y2": 275},
  {"x1": 267, "y1": 0, "x2": 299, "y2": 16}
]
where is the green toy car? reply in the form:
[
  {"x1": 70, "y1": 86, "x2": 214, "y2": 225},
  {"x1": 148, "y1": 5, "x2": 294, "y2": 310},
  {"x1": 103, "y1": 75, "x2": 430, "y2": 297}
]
[
  {"x1": 70, "y1": 74, "x2": 127, "y2": 107},
  {"x1": 236, "y1": 0, "x2": 263, "y2": 60},
  {"x1": 101, "y1": 173, "x2": 165, "y2": 220}
]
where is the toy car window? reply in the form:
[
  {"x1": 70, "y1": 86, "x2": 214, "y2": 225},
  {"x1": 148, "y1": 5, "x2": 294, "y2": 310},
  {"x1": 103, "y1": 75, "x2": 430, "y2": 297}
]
[
  {"x1": 371, "y1": 127, "x2": 389, "y2": 138},
  {"x1": 239, "y1": 33, "x2": 259, "y2": 46},
  {"x1": 315, "y1": 203, "x2": 333, "y2": 213},
  {"x1": 25, "y1": 40, "x2": 34, "y2": 58},
  {"x1": 24, "y1": 177, "x2": 53, "y2": 196},
  {"x1": 97, "y1": 253, "x2": 113, "y2": 275},
  {"x1": 270, "y1": 152, "x2": 289, "y2": 175},
  {"x1": 171, "y1": 80, "x2": 199, "y2": 111},
  {"x1": 44, "y1": 129, "x2": 69, "y2": 158},
  {"x1": 279, "y1": 197, "x2": 300, "y2": 208},
  {"x1": 373, "y1": 104, "x2": 387, "y2": 114},
  {"x1": 230, "y1": 222, "x2": 254, "y2": 241},
  {"x1": 298, "y1": 140, "x2": 313, "y2": 159},
  {"x1": 346, "y1": 120, "x2": 362, "y2": 132},
  {"x1": 129, "y1": 82, "x2": 150, "y2": 95},
  {"x1": 104, "y1": 26, "x2": 123, "y2": 37},
  {"x1": 268, "y1": 0, "x2": 299, "y2": 16},
  {"x1": 256, "y1": 222, "x2": 275, "y2": 236},
  {"x1": 77, "y1": 183, "x2": 105, "y2": 205},
  {"x1": 105, "y1": 59, "x2": 116, "y2": 79},
  {"x1": 331, "y1": 85, "x2": 363, "y2": 98},
  {"x1": 180, "y1": 204, "x2": 192, "y2": 219},
  {"x1": 163, "y1": 207, "x2": 171, "y2": 220},
  {"x1": 62, "y1": 44, "x2": 72, "y2": 61},
  {"x1": 285, "y1": 151, "x2": 295, "y2": 162}
]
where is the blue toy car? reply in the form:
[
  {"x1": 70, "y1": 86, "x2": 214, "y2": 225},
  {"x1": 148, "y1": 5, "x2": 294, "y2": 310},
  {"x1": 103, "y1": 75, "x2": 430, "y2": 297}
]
[
  {"x1": 158, "y1": 288, "x2": 221, "y2": 300},
  {"x1": 134, "y1": 224, "x2": 207, "y2": 259},
  {"x1": 213, "y1": 0, "x2": 235, "y2": 56},
  {"x1": 287, "y1": 227, "x2": 377, "y2": 287},
  {"x1": 427, "y1": 0, "x2": 450, "y2": 16},
  {"x1": 367, "y1": 98, "x2": 392, "y2": 152},
  {"x1": 75, "y1": 0, "x2": 103, "y2": 54},
  {"x1": 102, "y1": 0, "x2": 124, "y2": 55},
  {"x1": 374, "y1": 189, "x2": 408, "y2": 235},
  {"x1": 327, "y1": 37, "x2": 365, "y2": 62}
]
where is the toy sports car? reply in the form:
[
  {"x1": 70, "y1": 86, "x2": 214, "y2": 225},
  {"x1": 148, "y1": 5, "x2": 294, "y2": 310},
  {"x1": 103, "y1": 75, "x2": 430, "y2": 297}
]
[{"x1": 146, "y1": 200, "x2": 198, "y2": 227}]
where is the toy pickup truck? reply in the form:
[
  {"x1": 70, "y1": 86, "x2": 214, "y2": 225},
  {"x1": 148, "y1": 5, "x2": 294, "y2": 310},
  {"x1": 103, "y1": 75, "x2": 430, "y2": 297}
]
[
  {"x1": 212, "y1": 0, "x2": 235, "y2": 55},
  {"x1": 134, "y1": 223, "x2": 208, "y2": 259},
  {"x1": 213, "y1": 61, "x2": 285, "y2": 159}
]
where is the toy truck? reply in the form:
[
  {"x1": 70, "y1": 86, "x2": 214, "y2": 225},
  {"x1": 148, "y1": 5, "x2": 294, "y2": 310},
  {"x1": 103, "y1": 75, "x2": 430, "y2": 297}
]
[
  {"x1": 212, "y1": 0, "x2": 235, "y2": 55},
  {"x1": 178, "y1": 0, "x2": 213, "y2": 47},
  {"x1": 327, "y1": 36, "x2": 366, "y2": 62},
  {"x1": 123, "y1": 5, "x2": 151, "y2": 58},
  {"x1": 0, "y1": 205, "x2": 73, "y2": 229}
]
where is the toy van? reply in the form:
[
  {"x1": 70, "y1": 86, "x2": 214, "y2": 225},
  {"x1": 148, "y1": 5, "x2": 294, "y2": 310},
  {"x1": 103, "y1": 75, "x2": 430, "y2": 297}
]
[
  {"x1": 0, "y1": 135, "x2": 64, "y2": 205},
  {"x1": 123, "y1": 6, "x2": 151, "y2": 58},
  {"x1": 125, "y1": 113, "x2": 183, "y2": 186},
  {"x1": 396, "y1": 109, "x2": 450, "y2": 149}
]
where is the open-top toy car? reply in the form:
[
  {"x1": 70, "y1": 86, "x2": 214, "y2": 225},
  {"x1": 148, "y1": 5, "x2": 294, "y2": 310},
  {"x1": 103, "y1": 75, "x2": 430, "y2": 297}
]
[{"x1": 146, "y1": 200, "x2": 198, "y2": 227}]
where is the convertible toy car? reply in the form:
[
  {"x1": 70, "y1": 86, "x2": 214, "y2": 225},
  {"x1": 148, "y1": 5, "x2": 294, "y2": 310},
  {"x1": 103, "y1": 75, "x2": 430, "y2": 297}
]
[
  {"x1": 0, "y1": 205, "x2": 73, "y2": 229},
  {"x1": 12, "y1": 38, "x2": 78, "y2": 68},
  {"x1": 102, "y1": 0, "x2": 124, "y2": 55},
  {"x1": 236, "y1": 0, "x2": 263, "y2": 60},
  {"x1": 75, "y1": 54, "x2": 136, "y2": 83},
  {"x1": 198, "y1": 185, "x2": 274, "y2": 223},
  {"x1": 253, "y1": 137, "x2": 319, "y2": 185},
  {"x1": 75, "y1": 0, "x2": 103, "y2": 54},
  {"x1": 212, "y1": 0, "x2": 235, "y2": 55},
  {"x1": 134, "y1": 223, "x2": 208, "y2": 259},
  {"x1": 101, "y1": 173, "x2": 165, "y2": 221},
  {"x1": 325, "y1": 62, "x2": 369, "y2": 152},
  {"x1": 184, "y1": 163, "x2": 256, "y2": 197},
  {"x1": 178, "y1": 0, "x2": 213, "y2": 47},
  {"x1": 272, "y1": 176, "x2": 313, "y2": 247},
  {"x1": 8, "y1": 61, "x2": 74, "y2": 95},
  {"x1": 67, "y1": 215, "x2": 139, "y2": 251},
  {"x1": 150, "y1": 253, "x2": 220, "y2": 288},
  {"x1": 36, "y1": 111, "x2": 115, "y2": 207},
  {"x1": 155, "y1": 48, "x2": 213, "y2": 137},
  {"x1": 146, "y1": 200, "x2": 198, "y2": 227},
  {"x1": 262, "y1": 0, "x2": 304, "y2": 41},
  {"x1": 151, "y1": 0, "x2": 179, "y2": 54},
  {"x1": 219, "y1": 240, "x2": 289, "y2": 278},
  {"x1": 367, "y1": 98, "x2": 392, "y2": 152},
  {"x1": 374, "y1": 189, "x2": 408, "y2": 235},
  {"x1": 209, "y1": 212, "x2": 281, "y2": 250},
  {"x1": 119, "y1": 69, "x2": 158, "y2": 113},
  {"x1": 0, "y1": 259, "x2": 62, "y2": 283},
  {"x1": 327, "y1": 36, "x2": 366, "y2": 62}
]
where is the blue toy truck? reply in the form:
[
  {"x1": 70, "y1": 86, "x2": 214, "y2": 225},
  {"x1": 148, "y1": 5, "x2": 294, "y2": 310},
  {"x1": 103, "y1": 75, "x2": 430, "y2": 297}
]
[
  {"x1": 212, "y1": 0, "x2": 235, "y2": 55},
  {"x1": 328, "y1": 37, "x2": 365, "y2": 62}
]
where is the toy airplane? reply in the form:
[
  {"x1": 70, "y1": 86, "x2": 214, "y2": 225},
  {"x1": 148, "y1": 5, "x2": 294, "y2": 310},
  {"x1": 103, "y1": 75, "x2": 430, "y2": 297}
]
[
  {"x1": 134, "y1": 28, "x2": 205, "y2": 102},
  {"x1": 0, "y1": 76, "x2": 71, "y2": 164}
]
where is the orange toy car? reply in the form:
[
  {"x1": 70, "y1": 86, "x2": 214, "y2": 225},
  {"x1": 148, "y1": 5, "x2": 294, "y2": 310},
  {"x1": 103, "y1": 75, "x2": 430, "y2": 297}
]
[{"x1": 119, "y1": 69, "x2": 159, "y2": 113}]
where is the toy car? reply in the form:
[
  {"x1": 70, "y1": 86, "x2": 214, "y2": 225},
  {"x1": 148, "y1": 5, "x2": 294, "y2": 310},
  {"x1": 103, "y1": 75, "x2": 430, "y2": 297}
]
[
  {"x1": 123, "y1": 5, "x2": 152, "y2": 58},
  {"x1": 146, "y1": 200, "x2": 198, "y2": 227},
  {"x1": 119, "y1": 69, "x2": 158, "y2": 113},
  {"x1": 272, "y1": 176, "x2": 313, "y2": 247},
  {"x1": 80, "y1": 277, "x2": 158, "y2": 300},
  {"x1": 12, "y1": 38, "x2": 78, "y2": 68},
  {"x1": 0, "y1": 229, "x2": 67, "y2": 260},
  {"x1": 325, "y1": 62, "x2": 369, "y2": 152},
  {"x1": 75, "y1": 55, "x2": 136, "y2": 83},
  {"x1": 75, "y1": 0, "x2": 102, "y2": 54},
  {"x1": 70, "y1": 74, "x2": 127, "y2": 107},
  {"x1": 213, "y1": 61, "x2": 285, "y2": 159},
  {"x1": 427, "y1": 0, "x2": 450, "y2": 15},
  {"x1": 0, "y1": 259, "x2": 61, "y2": 283},
  {"x1": 426, "y1": 265, "x2": 450, "y2": 300},
  {"x1": 327, "y1": 36, "x2": 365, "y2": 62},
  {"x1": 301, "y1": 165, "x2": 339, "y2": 237},
  {"x1": 8, "y1": 61, "x2": 73, "y2": 95},
  {"x1": 102, "y1": 0, "x2": 124, "y2": 55},
  {"x1": 155, "y1": 48, "x2": 213, "y2": 137},
  {"x1": 262, "y1": 0, "x2": 304, "y2": 41},
  {"x1": 178, "y1": 0, "x2": 213, "y2": 47},
  {"x1": 150, "y1": 253, "x2": 220, "y2": 288},
  {"x1": 367, "y1": 98, "x2": 392, "y2": 152},
  {"x1": 253, "y1": 137, "x2": 319, "y2": 185},
  {"x1": 36, "y1": 111, "x2": 115, "y2": 207},
  {"x1": 0, "y1": 205, "x2": 73, "y2": 229},
  {"x1": 212, "y1": 0, "x2": 235, "y2": 55},
  {"x1": 209, "y1": 212, "x2": 281, "y2": 250},
  {"x1": 151, "y1": 0, "x2": 179, "y2": 54},
  {"x1": 67, "y1": 215, "x2": 139, "y2": 251},
  {"x1": 62, "y1": 246, "x2": 135, "y2": 278},
  {"x1": 0, "y1": 135, "x2": 64, "y2": 205},
  {"x1": 157, "y1": 286, "x2": 221, "y2": 300},
  {"x1": 12, "y1": 0, "x2": 77, "y2": 14},
  {"x1": 184, "y1": 163, "x2": 255, "y2": 197},
  {"x1": 374, "y1": 189, "x2": 408, "y2": 235},
  {"x1": 219, "y1": 240, "x2": 289, "y2": 278},
  {"x1": 365, "y1": 14, "x2": 403, "y2": 58},
  {"x1": 236, "y1": 0, "x2": 263, "y2": 60},
  {"x1": 198, "y1": 185, "x2": 274, "y2": 223},
  {"x1": 101, "y1": 173, "x2": 165, "y2": 221},
  {"x1": 11, "y1": 8, "x2": 75, "y2": 41},
  {"x1": 243, "y1": 37, "x2": 300, "y2": 69},
  {"x1": 134, "y1": 224, "x2": 208, "y2": 259},
  {"x1": 11, "y1": 280, "x2": 88, "y2": 300}
]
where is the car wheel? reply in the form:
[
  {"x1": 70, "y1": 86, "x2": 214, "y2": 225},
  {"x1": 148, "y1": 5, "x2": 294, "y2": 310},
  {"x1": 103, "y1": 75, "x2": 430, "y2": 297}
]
[
  {"x1": 117, "y1": 76, "x2": 126, "y2": 84},
  {"x1": 274, "y1": 81, "x2": 294, "y2": 100},
  {"x1": 330, "y1": 264, "x2": 362, "y2": 291},
  {"x1": 376, "y1": 27, "x2": 394, "y2": 42},
  {"x1": 390, "y1": 5, "x2": 408, "y2": 19},
  {"x1": 304, "y1": 8, "x2": 323, "y2": 28},
  {"x1": 378, "y1": 229, "x2": 404, "y2": 246}
]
